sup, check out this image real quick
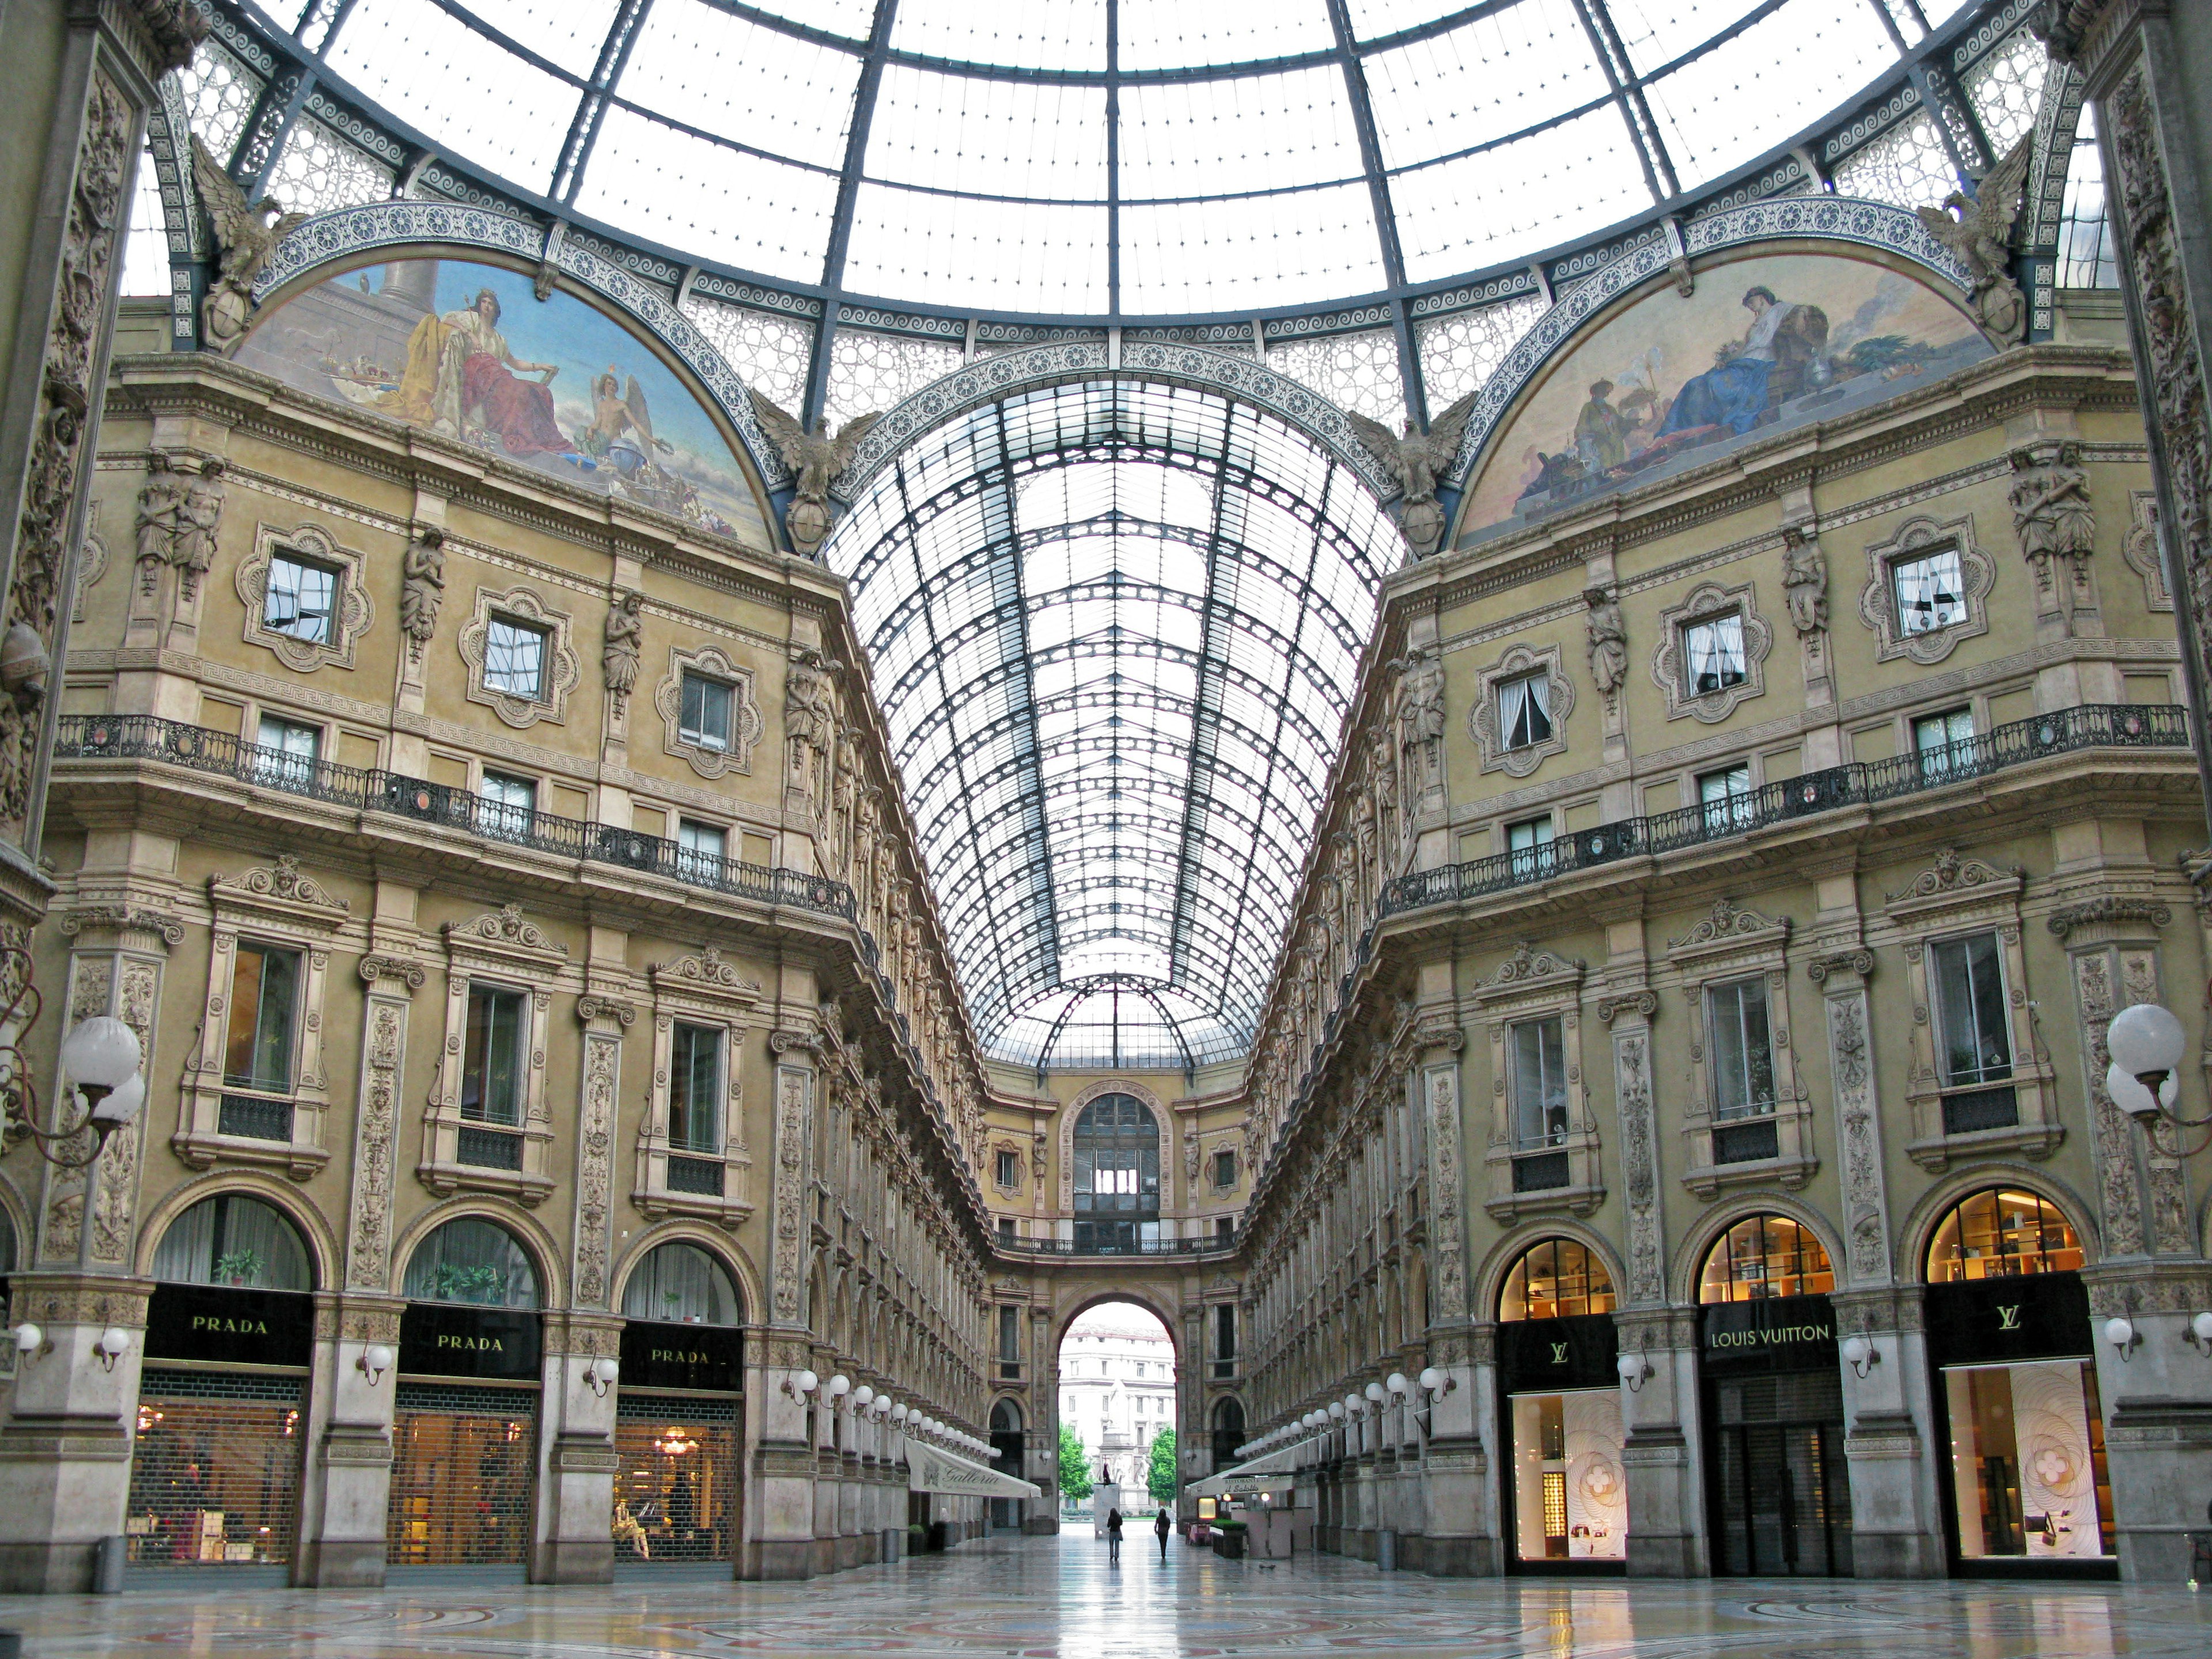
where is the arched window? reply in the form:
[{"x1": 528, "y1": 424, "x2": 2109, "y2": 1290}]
[
  {"x1": 402, "y1": 1216, "x2": 540, "y2": 1309},
  {"x1": 1072, "y1": 1094, "x2": 1158, "y2": 1250},
  {"x1": 622, "y1": 1240, "x2": 742, "y2": 1325},
  {"x1": 1926, "y1": 1188, "x2": 2083, "y2": 1282},
  {"x1": 1499, "y1": 1238, "x2": 1616, "y2": 1321},
  {"x1": 1697, "y1": 1213, "x2": 1834, "y2": 1304},
  {"x1": 151, "y1": 1192, "x2": 312, "y2": 1290},
  {"x1": 990, "y1": 1397, "x2": 1022, "y2": 1434},
  {"x1": 1210, "y1": 1395, "x2": 1245, "y2": 1469}
]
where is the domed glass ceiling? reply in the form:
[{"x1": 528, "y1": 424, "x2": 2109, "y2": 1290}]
[{"x1": 241, "y1": 0, "x2": 1979, "y2": 319}]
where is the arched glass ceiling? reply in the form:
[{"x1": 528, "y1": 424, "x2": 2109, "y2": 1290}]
[
  {"x1": 825, "y1": 379, "x2": 1400, "y2": 1070},
  {"x1": 239, "y1": 0, "x2": 1982, "y2": 319}
]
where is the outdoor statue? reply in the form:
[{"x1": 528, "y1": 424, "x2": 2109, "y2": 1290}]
[
  {"x1": 2009, "y1": 439, "x2": 2096, "y2": 624},
  {"x1": 1347, "y1": 389, "x2": 1480, "y2": 558},
  {"x1": 603, "y1": 589, "x2": 643, "y2": 696},
  {"x1": 134, "y1": 451, "x2": 182, "y2": 578},
  {"x1": 173, "y1": 459, "x2": 226, "y2": 595},
  {"x1": 1584, "y1": 586, "x2": 1628, "y2": 695},
  {"x1": 190, "y1": 135, "x2": 308, "y2": 351},
  {"x1": 1781, "y1": 525, "x2": 1828, "y2": 636},
  {"x1": 399, "y1": 527, "x2": 446, "y2": 649},
  {"x1": 748, "y1": 391, "x2": 884, "y2": 558},
  {"x1": 1916, "y1": 136, "x2": 2033, "y2": 346}
]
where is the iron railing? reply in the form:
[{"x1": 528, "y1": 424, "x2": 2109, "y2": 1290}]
[
  {"x1": 992, "y1": 1232, "x2": 1238, "y2": 1258},
  {"x1": 56, "y1": 714, "x2": 857, "y2": 921},
  {"x1": 1382, "y1": 704, "x2": 2188, "y2": 919}
]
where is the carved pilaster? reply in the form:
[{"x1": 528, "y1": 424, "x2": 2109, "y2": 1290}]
[
  {"x1": 344, "y1": 959, "x2": 417, "y2": 1291},
  {"x1": 1611, "y1": 1018, "x2": 1665, "y2": 1306}
]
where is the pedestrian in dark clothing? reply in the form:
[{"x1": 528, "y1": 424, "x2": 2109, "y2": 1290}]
[
  {"x1": 1106, "y1": 1506, "x2": 1122, "y2": 1565},
  {"x1": 1155, "y1": 1507, "x2": 1171, "y2": 1560}
]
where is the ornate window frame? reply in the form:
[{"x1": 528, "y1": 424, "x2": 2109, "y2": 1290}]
[
  {"x1": 991, "y1": 1139, "x2": 1025, "y2": 1195},
  {"x1": 175, "y1": 856, "x2": 347, "y2": 1180},
  {"x1": 1665, "y1": 900, "x2": 1816, "y2": 1198},
  {"x1": 1056, "y1": 1078, "x2": 1169, "y2": 1214},
  {"x1": 654, "y1": 643, "x2": 766, "y2": 779},
  {"x1": 1650, "y1": 579, "x2": 1771, "y2": 724},
  {"x1": 1473, "y1": 945, "x2": 1603, "y2": 1221},
  {"x1": 1468, "y1": 641, "x2": 1574, "y2": 777},
  {"x1": 234, "y1": 521, "x2": 374, "y2": 673},
  {"x1": 1857, "y1": 512, "x2": 1996, "y2": 665},
  {"x1": 457, "y1": 585, "x2": 581, "y2": 729},
  {"x1": 2122, "y1": 491, "x2": 2173, "y2": 612},
  {"x1": 420, "y1": 904, "x2": 566, "y2": 1204},
  {"x1": 1884, "y1": 851, "x2": 2060, "y2": 1169},
  {"x1": 634, "y1": 946, "x2": 759, "y2": 1228}
]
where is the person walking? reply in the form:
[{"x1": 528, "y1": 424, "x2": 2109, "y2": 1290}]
[
  {"x1": 1154, "y1": 1506, "x2": 1171, "y2": 1561},
  {"x1": 1106, "y1": 1505, "x2": 1122, "y2": 1565}
]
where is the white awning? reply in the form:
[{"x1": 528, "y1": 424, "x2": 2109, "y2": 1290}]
[
  {"x1": 906, "y1": 1442, "x2": 1040, "y2": 1499},
  {"x1": 1184, "y1": 1438, "x2": 1312, "y2": 1498}
]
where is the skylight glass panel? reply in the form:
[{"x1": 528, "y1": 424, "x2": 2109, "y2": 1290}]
[
  {"x1": 891, "y1": 0, "x2": 1107, "y2": 70},
  {"x1": 1117, "y1": 0, "x2": 1335, "y2": 70},
  {"x1": 701, "y1": 0, "x2": 874, "y2": 40},
  {"x1": 615, "y1": 4, "x2": 862, "y2": 170},
  {"x1": 1365, "y1": 1, "x2": 1606, "y2": 171},
  {"x1": 1391, "y1": 105, "x2": 1647, "y2": 282},
  {"x1": 1642, "y1": 0, "x2": 1896, "y2": 188},
  {"x1": 573, "y1": 107, "x2": 838, "y2": 282},
  {"x1": 1344, "y1": 0, "x2": 1481, "y2": 41},
  {"x1": 327, "y1": 0, "x2": 578, "y2": 190},
  {"x1": 1120, "y1": 184, "x2": 1387, "y2": 315},
  {"x1": 120, "y1": 146, "x2": 171, "y2": 297},
  {"x1": 1605, "y1": 0, "x2": 1771, "y2": 77},
  {"x1": 843, "y1": 185, "x2": 1108, "y2": 312},
  {"x1": 1119, "y1": 67, "x2": 1365, "y2": 200},
  {"x1": 452, "y1": 0, "x2": 622, "y2": 79},
  {"x1": 866, "y1": 66, "x2": 1108, "y2": 200}
]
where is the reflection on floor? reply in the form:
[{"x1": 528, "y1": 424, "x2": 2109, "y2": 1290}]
[{"x1": 0, "y1": 1534, "x2": 2206, "y2": 1656}]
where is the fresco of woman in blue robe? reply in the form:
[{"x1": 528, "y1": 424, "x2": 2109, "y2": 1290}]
[{"x1": 1654, "y1": 287, "x2": 1828, "y2": 439}]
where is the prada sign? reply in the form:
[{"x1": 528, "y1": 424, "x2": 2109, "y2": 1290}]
[
  {"x1": 1699, "y1": 1294, "x2": 1839, "y2": 1376},
  {"x1": 398, "y1": 1302, "x2": 542, "y2": 1380},
  {"x1": 1924, "y1": 1273, "x2": 2090, "y2": 1368},
  {"x1": 619, "y1": 1320, "x2": 743, "y2": 1392},
  {"x1": 146, "y1": 1285, "x2": 313, "y2": 1368},
  {"x1": 1497, "y1": 1312, "x2": 1619, "y2": 1392}
]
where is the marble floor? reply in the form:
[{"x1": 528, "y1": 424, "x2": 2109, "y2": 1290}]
[{"x1": 0, "y1": 1535, "x2": 2204, "y2": 1657}]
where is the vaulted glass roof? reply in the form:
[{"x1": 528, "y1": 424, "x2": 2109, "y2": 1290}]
[
  {"x1": 241, "y1": 0, "x2": 1980, "y2": 320},
  {"x1": 825, "y1": 379, "x2": 1400, "y2": 1069}
]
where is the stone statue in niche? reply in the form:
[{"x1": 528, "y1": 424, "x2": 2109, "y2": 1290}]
[
  {"x1": 603, "y1": 589, "x2": 643, "y2": 698},
  {"x1": 173, "y1": 460, "x2": 226, "y2": 598},
  {"x1": 1781, "y1": 524, "x2": 1828, "y2": 635},
  {"x1": 189, "y1": 136, "x2": 308, "y2": 352},
  {"x1": 399, "y1": 527, "x2": 446, "y2": 652},
  {"x1": 2009, "y1": 439, "x2": 2096, "y2": 626},
  {"x1": 1389, "y1": 643, "x2": 1446, "y2": 800},
  {"x1": 1584, "y1": 585, "x2": 1627, "y2": 696},
  {"x1": 134, "y1": 452, "x2": 183, "y2": 584},
  {"x1": 1346, "y1": 390, "x2": 1480, "y2": 559},
  {"x1": 748, "y1": 391, "x2": 884, "y2": 558},
  {"x1": 1916, "y1": 135, "x2": 2032, "y2": 347},
  {"x1": 785, "y1": 647, "x2": 840, "y2": 809}
]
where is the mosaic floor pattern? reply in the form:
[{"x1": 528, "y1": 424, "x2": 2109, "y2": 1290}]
[{"x1": 0, "y1": 1535, "x2": 2205, "y2": 1657}]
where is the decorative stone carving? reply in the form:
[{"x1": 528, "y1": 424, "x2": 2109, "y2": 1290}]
[
  {"x1": 134, "y1": 452, "x2": 183, "y2": 583},
  {"x1": 188, "y1": 135, "x2": 308, "y2": 351},
  {"x1": 2009, "y1": 440, "x2": 2096, "y2": 630},
  {"x1": 1666, "y1": 896, "x2": 1784, "y2": 950},
  {"x1": 1344, "y1": 391, "x2": 1480, "y2": 558},
  {"x1": 2121, "y1": 490, "x2": 2172, "y2": 611},
  {"x1": 748, "y1": 392, "x2": 883, "y2": 558},
  {"x1": 1884, "y1": 847, "x2": 2017, "y2": 904},
  {"x1": 574, "y1": 993, "x2": 637, "y2": 1027},
  {"x1": 358, "y1": 953, "x2": 427, "y2": 990},
  {"x1": 1479, "y1": 942, "x2": 1583, "y2": 988},
  {"x1": 785, "y1": 647, "x2": 840, "y2": 810},
  {"x1": 1422, "y1": 1062, "x2": 1469, "y2": 1320},
  {"x1": 772, "y1": 1060, "x2": 813, "y2": 1321},
  {"x1": 602, "y1": 589, "x2": 642, "y2": 698},
  {"x1": 399, "y1": 526, "x2": 446, "y2": 654},
  {"x1": 1467, "y1": 641, "x2": 1574, "y2": 777},
  {"x1": 1805, "y1": 948, "x2": 1874, "y2": 984},
  {"x1": 57, "y1": 905, "x2": 183, "y2": 946},
  {"x1": 2069, "y1": 945, "x2": 2147, "y2": 1256},
  {"x1": 345, "y1": 997, "x2": 408, "y2": 1289},
  {"x1": 212, "y1": 853, "x2": 349, "y2": 913},
  {"x1": 1781, "y1": 522, "x2": 1828, "y2": 636},
  {"x1": 650, "y1": 945, "x2": 760, "y2": 994},
  {"x1": 655, "y1": 642, "x2": 764, "y2": 779},
  {"x1": 236, "y1": 521, "x2": 374, "y2": 672},
  {"x1": 1596, "y1": 990, "x2": 1657, "y2": 1025},
  {"x1": 173, "y1": 460, "x2": 225, "y2": 597},
  {"x1": 1858, "y1": 510, "x2": 1997, "y2": 664},
  {"x1": 454, "y1": 902, "x2": 566, "y2": 955},
  {"x1": 1612, "y1": 1028, "x2": 1665, "y2": 1305},
  {"x1": 573, "y1": 1031, "x2": 620, "y2": 1306},
  {"x1": 1914, "y1": 135, "x2": 2032, "y2": 346},
  {"x1": 1825, "y1": 987, "x2": 1892, "y2": 1284},
  {"x1": 1650, "y1": 578, "x2": 1771, "y2": 724},
  {"x1": 2047, "y1": 895, "x2": 2171, "y2": 938},
  {"x1": 457, "y1": 585, "x2": 580, "y2": 729},
  {"x1": 1584, "y1": 585, "x2": 1627, "y2": 700},
  {"x1": 1389, "y1": 643, "x2": 1447, "y2": 809}
]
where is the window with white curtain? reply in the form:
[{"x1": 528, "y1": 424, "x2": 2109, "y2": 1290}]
[
  {"x1": 1892, "y1": 548, "x2": 1968, "y2": 635},
  {"x1": 1497, "y1": 670, "x2": 1553, "y2": 750},
  {"x1": 1684, "y1": 613, "x2": 1748, "y2": 695}
]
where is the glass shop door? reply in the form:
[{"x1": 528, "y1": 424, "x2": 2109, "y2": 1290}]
[{"x1": 1706, "y1": 1370, "x2": 1852, "y2": 1576}]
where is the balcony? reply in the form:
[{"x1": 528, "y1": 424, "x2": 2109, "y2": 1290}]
[
  {"x1": 1382, "y1": 704, "x2": 2189, "y2": 920},
  {"x1": 992, "y1": 1232, "x2": 1237, "y2": 1259},
  {"x1": 54, "y1": 714, "x2": 855, "y2": 920}
]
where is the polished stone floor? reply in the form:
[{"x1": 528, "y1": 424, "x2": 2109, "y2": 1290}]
[{"x1": 0, "y1": 1535, "x2": 2204, "y2": 1656}]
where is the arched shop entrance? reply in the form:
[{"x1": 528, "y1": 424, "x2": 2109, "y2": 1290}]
[
  {"x1": 388, "y1": 1217, "x2": 543, "y2": 1569},
  {"x1": 1497, "y1": 1237, "x2": 1623, "y2": 1572},
  {"x1": 614, "y1": 1241, "x2": 745, "y2": 1566},
  {"x1": 1696, "y1": 1213, "x2": 1851, "y2": 1577},
  {"x1": 131, "y1": 1193, "x2": 317, "y2": 1571},
  {"x1": 988, "y1": 1399, "x2": 1025, "y2": 1532},
  {"x1": 1923, "y1": 1186, "x2": 2114, "y2": 1577}
]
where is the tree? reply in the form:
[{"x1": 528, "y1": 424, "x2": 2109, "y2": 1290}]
[
  {"x1": 1146, "y1": 1427, "x2": 1179, "y2": 1506},
  {"x1": 1058, "y1": 1424, "x2": 1093, "y2": 1501}
]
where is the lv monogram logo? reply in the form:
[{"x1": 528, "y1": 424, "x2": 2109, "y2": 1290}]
[
  {"x1": 1997, "y1": 1305, "x2": 2023, "y2": 1331},
  {"x1": 1550, "y1": 1342, "x2": 1569, "y2": 1365}
]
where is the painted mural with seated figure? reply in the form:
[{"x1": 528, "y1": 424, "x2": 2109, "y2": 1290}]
[
  {"x1": 1459, "y1": 249, "x2": 1994, "y2": 546},
  {"x1": 235, "y1": 257, "x2": 767, "y2": 546}
]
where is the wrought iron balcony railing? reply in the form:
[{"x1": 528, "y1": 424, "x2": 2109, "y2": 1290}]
[
  {"x1": 991, "y1": 1231, "x2": 1238, "y2": 1258},
  {"x1": 55, "y1": 714, "x2": 857, "y2": 921},
  {"x1": 1381, "y1": 704, "x2": 2188, "y2": 920}
]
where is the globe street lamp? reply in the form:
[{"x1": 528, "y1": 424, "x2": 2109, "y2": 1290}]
[
  {"x1": 0, "y1": 948, "x2": 146, "y2": 1171},
  {"x1": 2105, "y1": 1002, "x2": 2212, "y2": 1155}
]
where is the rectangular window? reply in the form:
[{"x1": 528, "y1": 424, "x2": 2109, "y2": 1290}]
[
  {"x1": 999, "y1": 1306, "x2": 1020, "y2": 1364},
  {"x1": 253, "y1": 714, "x2": 320, "y2": 789},
  {"x1": 1510, "y1": 1016, "x2": 1569, "y2": 1149},
  {"x1": 1707, "y1": 977, "x2": 1777, "y2": 1120},
  {"x1": 1211, "y1": 1149, "x2": 1237, "y2": 1189},
  {"x1": 460, "y1": 983, "x2": 527, "y2": 1126},
  {"x1": 1698, "y1": 763, "x2": 1755, "y2": 834},
  {"x1": 995, "y1": 1147, "x2": 1020, "y2": 1187},
  {"x1": 1497, "y1": 671, "x2": 1553, "y2": 750},
  {"x1": 482, "y1": 616, "x2": 548, "y2": 699},
  {"x1": 1914, "y1": 706, "x2": 1976, "y2": 780},
  {"x1": 1215, "y1": 1304, "x2": 1236, "y2": 1363},
  {"x1": 1893, "y1": 547, "x2": 1968, "y2": 635},
  {"x1": 668, "y1": 1021, "x2": 723, "y2": 1153},
  {"x1": 263, "y1": 551, "x2": 338, "y2": 644},
  {"x1": 999, "y1": 1217, "x2": 1016, "y2": 1239},
  {"x1": 1684, "y1": 613, "x2": 1748, "y2": 695},
  {"x1": 1506, "y1": 813, "x2": 1555, "y2": 878},
  {"x1": 679, "y1": 672, "x2": 734, "y2": 752},
  {"x1": 477, "y1": 770, "x2": 536, "y2": 835},
  {"x1": 1216, "y1": 1217, "x2": 1234, "y2": 1241},
  {"x1": 676, "y1": 819, "x2": 726, "y2": 880},
  {"x1": 1931, "y1": 933, "x2": 2013, "y2": 1088},
  {"x1": 222, "y1": 942, "x2": 300, "y2": 1092}
]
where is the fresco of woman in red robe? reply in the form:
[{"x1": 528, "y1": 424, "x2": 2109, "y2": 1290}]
[{"x1": 380, "y1": 288, "x2": 574, "y2": 458}]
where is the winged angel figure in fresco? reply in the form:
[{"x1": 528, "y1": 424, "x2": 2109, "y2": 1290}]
[
  {"x1": 1916, "y1": 135, "x2": 2033, "y2": 346},
  {"x1": 190, "y1": 135, "x2": 308, "y2": 352},
  {"x1": 1347, "y1": 391, "x2": 1479, "y2": 558},
  {"x1": 749, "y1": 391, "x2": 883, "y2": 559}
]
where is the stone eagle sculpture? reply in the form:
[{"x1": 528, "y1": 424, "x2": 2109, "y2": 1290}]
[
  {"x1": 189, "y1": 135, "x2": 308, "y2": 351},
  {"x1": 748, "y1": 390, "x2": 883, "y2": 559},
  {"x1": 1345, "y1": 389, "x2": 1480, "y2": 558},
  {"x1": 1916, "y1": 135, "x2": 2033, "y2": 346}
]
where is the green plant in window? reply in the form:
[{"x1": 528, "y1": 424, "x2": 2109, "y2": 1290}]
[
  {"x1": 213, "y1": 1247, "x2": 263, "y2": 1287},
  {"x1": 433, "y1": 1263, "x2": 505, "y2": 1303}
]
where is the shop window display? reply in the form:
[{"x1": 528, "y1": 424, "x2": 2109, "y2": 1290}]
[{"x1": 1498, "y1": 1238, "x2": 1624, "y2": 1567}]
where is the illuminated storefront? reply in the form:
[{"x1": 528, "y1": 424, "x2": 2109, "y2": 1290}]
[
  {"x1": 613, "y1": 1243, "x2": 745, "y2": 1565},
  {"x1": 1497, "y1": 1238, "x2": 1625, "y2": 1571}
]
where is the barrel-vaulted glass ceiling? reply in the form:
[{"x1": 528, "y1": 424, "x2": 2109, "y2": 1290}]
[
  {"x1": 243, "y1": 0, "x2": 1981, "y2": 319},
  {"x1": 826, "y1": 380, "x2": 1400, "y2": 1070}
]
